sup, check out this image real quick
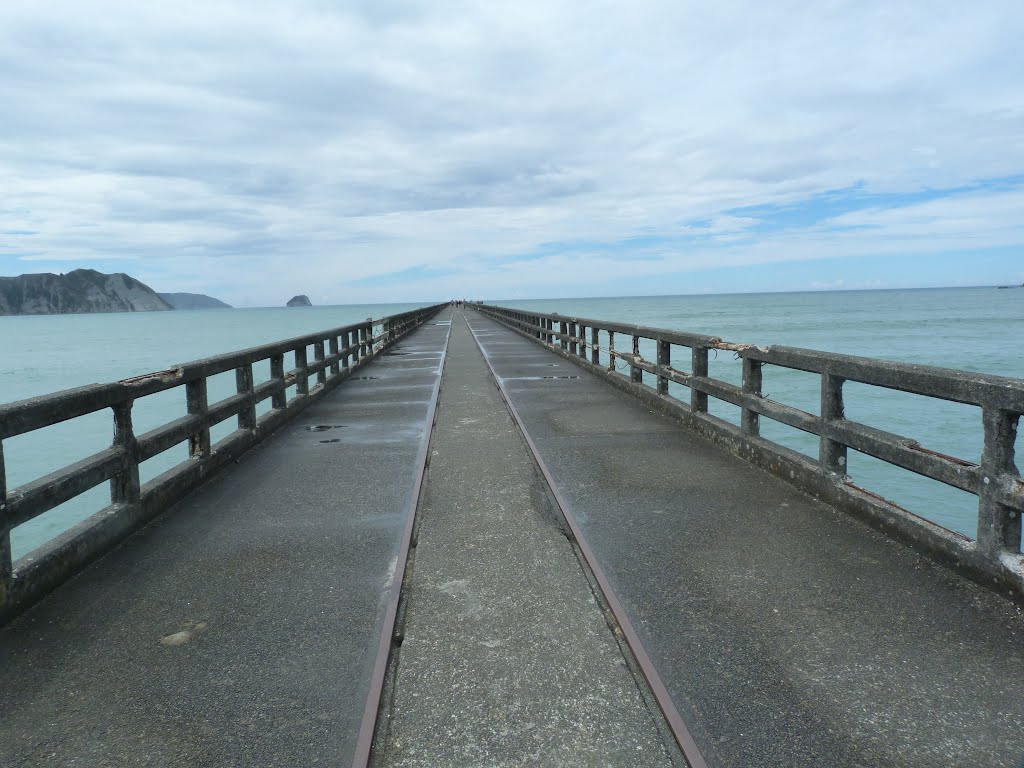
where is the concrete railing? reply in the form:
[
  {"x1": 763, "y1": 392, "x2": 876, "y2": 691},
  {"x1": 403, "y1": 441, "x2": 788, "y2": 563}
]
[
  {"x1": 476, "y1": 303, "x2": 1024, "y2": 597},
  {"x1": 0, "y1": 303, "x2": 445, "y2": 623}
]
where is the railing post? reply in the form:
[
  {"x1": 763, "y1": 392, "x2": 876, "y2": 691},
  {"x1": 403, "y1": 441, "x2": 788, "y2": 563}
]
[
  {"x1": 656, "y1": 340, "x2": 670, "y2": 395},
  {"x1": 741, "y1": 358, "x2": 762, "y2": 436},
  {"x1": 691, "y1": 346, "x2": 709, "y2": 412},
  {"x1": 295, "y1": 346, "x2": 309, "y2": 396},
  {"x1": 329, "y1": 336, "x2": 340, "y2": 376},
  {"x1": 978, "y1": 408, "x2": 1021, "y2": 556},
  {"x1": 186, "y1": 378, "x2": 211, "y2": 459},
  {"x1": 608, "y1": 332, "x2": 616, "y2": 370},
  {"x1": 236, "y1": 364, "x2": 257, "y2": 430},
  {"x1": 314, "y1": 341, "x2": 326, "y2": 387},
  {"x1": 111, "y1": 401, "x2": 141, "y2": 505},
  {"x1": 270, "y1": 353, "x2": 286, "y2": 408},
  {"x1": 341, "y1": 332, "x2": 352, "y2": 369},
  {"x1": 559, "y1": 320, "x2": 568, "y2": 351},
  {"x1": 359, "y1": 325, "x2": 368, "y2": 360},
  {"x1": 1, "y1": 441, "x2": 12, "y2": 604},
  {"x1": 591, "y1": 327, "x2": 600, "y2": 365},
  {"x1": 546, "y1": 318, "x2": 554, "y2": 345},
  {"x1": 819, "y1": 373, "x2": 847, "y2": 475},
  {"x1": 569, "y1": 322, "x2": 578, "y2": 356},
  {"x1": 631, "y1": 335, "x2": 643, "y2": 384}
]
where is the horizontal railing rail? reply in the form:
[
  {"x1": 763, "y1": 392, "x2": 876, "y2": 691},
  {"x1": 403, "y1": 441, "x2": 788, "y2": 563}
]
[
  {"x1": 0, "y1": 303, "x2": 445, "y2": 622},
  {"x1": 475, "y1": 303, "x2": 1024, "y2": 596}
]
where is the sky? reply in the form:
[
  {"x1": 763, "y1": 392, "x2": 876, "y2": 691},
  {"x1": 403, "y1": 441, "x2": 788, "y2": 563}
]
[{"x1": 1, "y1": 1, "x2": 1022, "y2": 306}]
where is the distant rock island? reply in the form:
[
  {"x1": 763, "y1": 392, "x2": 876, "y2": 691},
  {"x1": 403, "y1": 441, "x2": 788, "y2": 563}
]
[
  {"x1": 0, "y1": 269, "x2": 232, "y2": 316},
  {"x1": 286, "y1": 295, "x2": 312, "y2": 307},
  {"x1": 0, "y1": 269, "x2": 172, "y2": 316},
  {"x1": 158, "y1": 292, "x2": 232, "y2": 310}
]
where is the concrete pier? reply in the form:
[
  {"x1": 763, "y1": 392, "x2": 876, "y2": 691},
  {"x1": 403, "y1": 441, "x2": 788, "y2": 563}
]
[
  {"x1": 464, "y1": 309, "x2": 1024, "y2": 768},
  {"x1": 376, "y1": 309, "x2": 680, "y2": 767},
  {"x1": 0, "y1": 314, "x2": 451, "y2": 767},
  {"x1": 1, "y1": 306, "x2": 1023, "y2": 767}
]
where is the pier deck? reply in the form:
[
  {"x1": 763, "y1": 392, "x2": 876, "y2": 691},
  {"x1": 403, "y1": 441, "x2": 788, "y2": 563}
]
[
  {"x1": 0, "y1": 312, "x2": 451, "y2": 767},
  {"x1": 2, "y1": 306, "x2": 1023, "y2": 767}
]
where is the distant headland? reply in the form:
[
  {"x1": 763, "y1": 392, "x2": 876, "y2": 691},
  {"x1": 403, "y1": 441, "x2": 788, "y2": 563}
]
[
  {"x1": 0, "y1": 269, "x2": 231, "y2": 316},
  {"x1": 158, "y1": 292, "x2": 232, "y2": 310},
  {"x1": 286, "y1": 294, "x2": 312, "y2": 307}
]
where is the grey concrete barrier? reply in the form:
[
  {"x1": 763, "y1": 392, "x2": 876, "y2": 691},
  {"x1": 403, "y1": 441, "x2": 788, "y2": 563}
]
[
  {"x1": 475, "y1": 303, "x2": 1024, "y2": 600},
  {"x1": 0, "y1": 304, "x2": 447, "y2": 624}
]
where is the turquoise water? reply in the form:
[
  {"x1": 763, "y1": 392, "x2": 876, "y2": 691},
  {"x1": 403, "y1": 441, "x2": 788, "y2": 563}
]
[{"x1": 1, "y1": 288, "x2": 1022, "y2": 557}]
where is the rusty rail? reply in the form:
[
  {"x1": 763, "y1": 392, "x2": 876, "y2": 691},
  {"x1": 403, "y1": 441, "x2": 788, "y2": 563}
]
[
  {"x1": 475, "y1": 303, "x2": 1024, "y2": 597},
  {"x1": 0, "y1": 304, "x2": 446, "y2": 623}
]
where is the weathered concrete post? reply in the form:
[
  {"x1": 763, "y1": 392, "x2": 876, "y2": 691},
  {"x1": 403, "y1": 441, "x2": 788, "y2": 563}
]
[
  {"x1": 692, "y1": 346, "x2": 709, "y2": 412},
  {"x1": 314, "y1": 341, "x2": 327, "y2": 387},
  {"x1": 819, "y1": 373, "x2": 847, "y2": 476},
  {"x1": 978, "y1": 408, "x2": 1022, "y2": 557},
  {"x1": 359, "y1": 326, "x2": 368, "y2": 360},
  {"x1": 270, "y1": 354, "x2": 286, "y2": 409},
  {"x1": 559, "y1": 320, "x2": 568, "y2": 352},
  {"x1": 631, "y1": 335, "x2": 643, "y2": 384},
  {"x1": 295, "y1": 346, "x2": 309, "y2": 396},
  {"x1": 578, "y1": 324, "x2": 588, "y2": 360},
  {"x1": 341, "y1": 333, "x2": 352, "y2": 369},
  {"x1": 111, "y1": 402, "x2": 141, "y2": 506},
  {"x1": 1, "y1": 443, "x2": 12, "y2": 604},
  {"x1": 235, "y1": 364, "x2": 257, "y2": 431},
  {"x1": 591, "y1": 328, "x2": 600, "y2": 365},
  {"x1": 329, "y1": 337, "x2": 340, "y2": 376},
  {"x1": 657, "y1": 340, "x2": 670, "y2": 395},
  {"x1": 742, "y1": 359, "x2": 762, "y2": 436},
  {"x1": 569, "y1": 322, "x2": 578, "y2": 356},
  {"x1": 186, "y1": 379, "x2": 211, "y2": 459}
]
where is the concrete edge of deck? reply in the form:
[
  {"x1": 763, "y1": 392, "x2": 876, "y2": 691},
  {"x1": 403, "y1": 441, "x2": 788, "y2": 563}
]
[{"x1": 353, "y1": 317, "x2": 453, "y2": 766}]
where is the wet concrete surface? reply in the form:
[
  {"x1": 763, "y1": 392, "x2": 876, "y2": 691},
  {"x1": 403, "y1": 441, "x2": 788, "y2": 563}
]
[
  {"x1": 0, "y1": 311, "x2": 452, "y2": 767},
  {"x1": 465, "y1": 309, "x2": 1024, "y2": 768},
  {"x1": 376, "y1": 312, "x2": 681, "y2": 768}
]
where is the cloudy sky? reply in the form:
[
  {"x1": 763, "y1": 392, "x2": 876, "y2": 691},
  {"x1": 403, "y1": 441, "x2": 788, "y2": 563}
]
[{"x1": 1, "y1": 1, "x2": 1022, "y2": 306}]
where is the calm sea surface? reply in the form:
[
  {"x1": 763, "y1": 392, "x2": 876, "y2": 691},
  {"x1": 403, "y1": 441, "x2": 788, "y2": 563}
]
[{"x1": 1, "y1": 288, "x2": 1022, "y2": 558}]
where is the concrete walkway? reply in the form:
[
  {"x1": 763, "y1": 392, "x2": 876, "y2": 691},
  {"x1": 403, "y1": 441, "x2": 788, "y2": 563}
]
[
  {"x1": 375, "y1": 312, "x2": 682, "y2": 767},
  {"x1": 0, "y1": 312, "x2": 452, "y2": 767},
  {"x1": 466, "y1": 308, "x2": 1024, "y2": 768},
  {"x1": 5, "y1": 304, "x2": 1024, "y2": 768}
]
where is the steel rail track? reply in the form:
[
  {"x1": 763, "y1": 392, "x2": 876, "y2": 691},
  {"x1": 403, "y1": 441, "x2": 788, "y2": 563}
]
[
  {"x1": 463, "y1": 310, "x2": 709, "y2": 768},
  {"x1": 351, "y1": 316, "x2": 453, "y2": 767}
]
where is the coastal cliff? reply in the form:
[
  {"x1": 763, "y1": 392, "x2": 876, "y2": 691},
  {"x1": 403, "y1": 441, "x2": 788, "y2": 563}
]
[
  {"x1": 286, "y1": 295, "x2": 312, "y2": 307},
  {"x1": 0, "y1": 269, "x2": 172, "y2": 315}
]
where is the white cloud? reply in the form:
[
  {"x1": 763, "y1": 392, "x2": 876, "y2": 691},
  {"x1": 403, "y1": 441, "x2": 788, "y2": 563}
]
[{"x1": 0, "y1": 0, "x2": 1022, "y2": 303}]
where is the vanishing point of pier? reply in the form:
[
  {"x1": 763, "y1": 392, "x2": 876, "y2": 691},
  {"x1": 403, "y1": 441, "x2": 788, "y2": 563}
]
[{"x1": 1, "y1": 304, "x2": 1023, "y2": 767}]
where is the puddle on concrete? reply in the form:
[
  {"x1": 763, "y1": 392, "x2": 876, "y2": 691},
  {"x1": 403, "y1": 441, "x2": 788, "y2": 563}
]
[
  {"x1": 307, "y1": 425, "x2": 346, "y2": 432},
  {"x1": 502, "y1": 375, "x2": 580, "y2": 381}
]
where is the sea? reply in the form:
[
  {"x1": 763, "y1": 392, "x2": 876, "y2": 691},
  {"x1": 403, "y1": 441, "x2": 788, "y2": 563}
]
[{"x1": 1, "y1": 287, "x2": 1022, "y2": 559}]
